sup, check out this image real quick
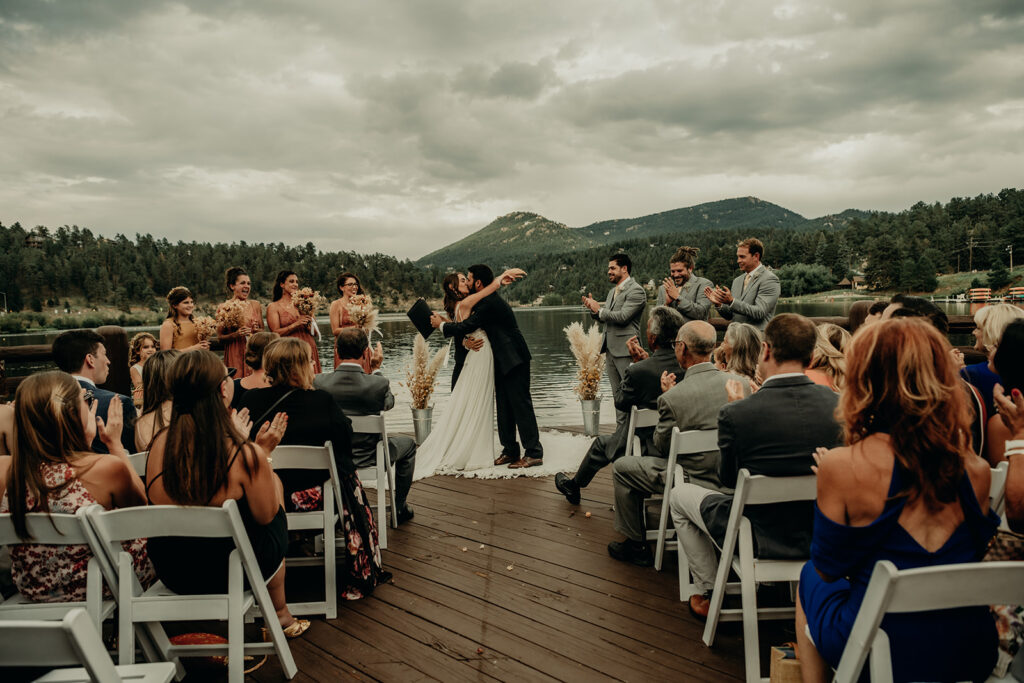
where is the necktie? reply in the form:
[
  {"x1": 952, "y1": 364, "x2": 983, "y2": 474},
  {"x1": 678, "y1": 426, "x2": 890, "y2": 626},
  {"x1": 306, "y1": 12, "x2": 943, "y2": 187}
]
[{"x1": 743, "y1": 272, "x2": 752, "y2": 293}]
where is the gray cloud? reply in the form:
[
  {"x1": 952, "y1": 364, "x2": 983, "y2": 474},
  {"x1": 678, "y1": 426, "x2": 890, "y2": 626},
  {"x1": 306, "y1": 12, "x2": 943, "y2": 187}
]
[{"x1": 0, "y1": 0, "x2": 1021, "y2": 259}]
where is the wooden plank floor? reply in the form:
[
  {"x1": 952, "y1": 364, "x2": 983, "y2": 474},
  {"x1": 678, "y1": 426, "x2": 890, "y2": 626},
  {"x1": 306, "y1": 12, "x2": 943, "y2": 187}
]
[{"x1": 233, "y1": 433, "x2": 794, "y2": 683}]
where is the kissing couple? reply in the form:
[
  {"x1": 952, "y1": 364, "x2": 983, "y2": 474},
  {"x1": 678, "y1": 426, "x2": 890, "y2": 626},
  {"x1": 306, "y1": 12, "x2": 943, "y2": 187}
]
[{"x1": 412, "y1": 264, "x2": 544, "y2": 478}]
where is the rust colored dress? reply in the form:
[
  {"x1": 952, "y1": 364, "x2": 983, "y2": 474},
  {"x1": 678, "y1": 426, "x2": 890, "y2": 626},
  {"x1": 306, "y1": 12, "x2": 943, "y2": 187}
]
[
  {"x1": 332, "y1": 302, "x2": 358, "y2": 371},
  {"x1": 171, "y1": 320, "x2": 198, "y2": 350},
  {"x1": 221, "y1": 299, "x2": 264, "y2": 378},
  {"x1": 278, "y1": 306, "x2": 322, "y2": 374}
]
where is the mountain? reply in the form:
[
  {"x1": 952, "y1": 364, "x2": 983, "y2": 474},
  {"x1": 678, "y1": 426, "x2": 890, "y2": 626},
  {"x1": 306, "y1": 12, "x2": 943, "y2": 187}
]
[{"x1": 416, "y1": 197, "x2": 816, "y2": 268}]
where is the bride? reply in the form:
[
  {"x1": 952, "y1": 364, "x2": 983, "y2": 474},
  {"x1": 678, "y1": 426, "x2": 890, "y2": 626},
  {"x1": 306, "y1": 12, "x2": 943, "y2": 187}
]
[{"x1": 413, "y1": 267, "x2": 525, "y2": 479}]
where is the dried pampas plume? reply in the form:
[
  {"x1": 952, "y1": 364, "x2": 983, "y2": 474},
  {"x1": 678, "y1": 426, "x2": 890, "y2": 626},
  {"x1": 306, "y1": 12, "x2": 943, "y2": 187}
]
[
  {"x1": 564, "y1": 322, "x2": 604, "y2": 401},
  {"x1": 346, "y1": 294, "x2": 380, "y2": 338},
  {"x1": 404, "y1": 334, "x2": 447, "y2": 409}
]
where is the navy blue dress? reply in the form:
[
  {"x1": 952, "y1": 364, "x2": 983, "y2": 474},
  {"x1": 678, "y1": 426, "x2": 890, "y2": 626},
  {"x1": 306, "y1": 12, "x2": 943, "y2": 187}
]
[{"x1": 799, "y1": 461, "x2": 999, "y2": 683}]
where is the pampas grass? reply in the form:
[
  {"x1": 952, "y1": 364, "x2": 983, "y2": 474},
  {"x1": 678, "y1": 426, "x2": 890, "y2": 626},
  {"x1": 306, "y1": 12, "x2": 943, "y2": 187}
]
[
  {"x1": 404, "y1": 334, "x2": 447, "y2": 409},
  {"x1": 564, "y1": 321, "x2": 604, "y2": 401},
  {"x1": 346, "y1": 294, "x2": 380, "y2": 337}
]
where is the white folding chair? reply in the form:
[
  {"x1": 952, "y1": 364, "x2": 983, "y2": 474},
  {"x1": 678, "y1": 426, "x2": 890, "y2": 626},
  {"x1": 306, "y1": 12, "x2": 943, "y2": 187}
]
[
  {"x1": 86, "y1": 501, "x2": 298, "y2": 683},
  {"x1": 348, "y1": 414, "x2": 398, "y2": 549},
  {"x1": 0, "y1": 608, "x2": 176, "y2": 683},
  {"x1": 0, "y1": 508, "x2": 115, "y2": 632},
  {"x1": 645, "y1": 427, "x2": 718, "y2": 581},
  {"x1": 702, "y1": 468, "x2": 818, "y2": 683},
  {"x1": 991, "y1": 461, "x2": 1009, "y2": 519},
  {"x1": 271, "y1": 442, "x2": 338, "y2": 618},
  {"x1": 127, "y1": 452, "x2": 148, "y2": 478},
  {"x1": 833, "y1": 560, "x2": 1024, "y2": 683},
  {"x1": 623, "y1": 406, "x2": 660, "y2": 459}
]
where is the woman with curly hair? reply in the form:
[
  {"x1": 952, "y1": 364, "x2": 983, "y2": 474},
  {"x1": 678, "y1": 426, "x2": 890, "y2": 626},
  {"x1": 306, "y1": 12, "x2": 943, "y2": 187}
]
[
  {"x1": 796, "y1": 318, "x2": 998, "y2": 683},
  {"x1": 805, "y1": 325, "x2": 846, "y2": 392},
  {"x1": 128, "y1": 332, "x2": 157, "y2": 408}
]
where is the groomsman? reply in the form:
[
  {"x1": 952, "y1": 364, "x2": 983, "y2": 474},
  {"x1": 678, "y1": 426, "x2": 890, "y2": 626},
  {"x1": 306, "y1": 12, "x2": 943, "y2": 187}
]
[
  {"x1": 705, "y1": 237, "x2": 780, "y2": 331},
  {"x1": 582, "y1": 253, "x2": 647, "y2": 427},
  {"x1": 656, "y1": 246, "x2": 713, "y2": 323}
]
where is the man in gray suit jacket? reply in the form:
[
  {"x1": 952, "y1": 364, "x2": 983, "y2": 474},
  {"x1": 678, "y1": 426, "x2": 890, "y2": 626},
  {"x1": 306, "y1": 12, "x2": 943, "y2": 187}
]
[
  {"x1": 582, "y1": 253, "x2": 647, "y2": 426},
  {"x1": 313, "y1": 328, "x2": 416, "y2": 523},
  {"x1": 706, "y1": 237, "x2": 780, "y2": 331},
  {"x1": 656, "y1": 246, "x2": 712, "y2": 324},
  {"x1": 608, "y1": 320, "x2": 750, "y2": 566}
]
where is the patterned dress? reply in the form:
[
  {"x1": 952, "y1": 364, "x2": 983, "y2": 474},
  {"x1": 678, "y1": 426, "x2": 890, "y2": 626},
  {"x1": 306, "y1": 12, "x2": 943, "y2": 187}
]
[
  {"x1": 221, "y1": 299, "x2": 264, "y2": 378},
  {"x1": 0, "y1": 463, "x2": 154, "y2": 602}
]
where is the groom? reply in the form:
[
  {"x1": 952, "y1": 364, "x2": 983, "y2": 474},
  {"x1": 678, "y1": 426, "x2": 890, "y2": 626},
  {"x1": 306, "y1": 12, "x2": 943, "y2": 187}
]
[{"x1": 429, "y1": 264, "x2": 544, "y2": 469}]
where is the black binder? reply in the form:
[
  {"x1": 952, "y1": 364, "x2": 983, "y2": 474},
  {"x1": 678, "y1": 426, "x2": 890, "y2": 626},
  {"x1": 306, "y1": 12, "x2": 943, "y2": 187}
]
[{"x1": 406, "y1": 298, "x2": 436, "y2": 339}]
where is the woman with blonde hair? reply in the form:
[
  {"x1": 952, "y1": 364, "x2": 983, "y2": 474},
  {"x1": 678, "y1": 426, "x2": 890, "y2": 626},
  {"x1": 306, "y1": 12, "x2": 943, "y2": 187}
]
[
  {"x1": 962, "y1": 303, "x2": 1024, "y2": 417},
  {"x1": 0, "y1": 371, "x2": 154, "y2": 601},
  {"x1": 128, "y1": 332, "x2": 157, "y2": 408},
  {"x1": 143, "y1": 350, "x2": 308, "y2": 637},
  {"x1": 805, "y1": 325, "x2": 846, "y2": 392},
  {"x1": 159, "y1": 286, "x2": 208, "y2": 352},
  {"x1": 796, "y1": 318, "x2": 998, "y2": 683},
  {"x1": 715, "y1": 323, "x2": 762, "y2": 385},
  {"x1": 238, "y1": 337, "x2": 385, "y2": 598}
]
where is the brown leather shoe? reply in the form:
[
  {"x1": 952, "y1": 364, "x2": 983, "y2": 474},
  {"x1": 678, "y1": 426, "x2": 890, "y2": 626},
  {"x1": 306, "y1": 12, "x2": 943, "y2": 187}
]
[
  {"x1": 688, "y1": 592, "x2": 711, "y2": 622},
  {"x1": 494, "y1": 454, "x2": 517, "y2": 466},
  {"x1": 508, "y1": 457, "x2": 543, "y2": 469}
]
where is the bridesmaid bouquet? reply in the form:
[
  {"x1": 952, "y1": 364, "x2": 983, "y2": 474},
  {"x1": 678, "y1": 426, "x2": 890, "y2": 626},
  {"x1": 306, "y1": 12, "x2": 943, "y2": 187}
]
[
  {"x1": 346, "y1": 294, "x2": 380, "y2": 337},
  {"x1": 404, "y1": 334, "x2": 447, "y2": 409},
  {"x1": 564, "y1": 322, "x2": 604, "y2": 401},
  {"x1": 194, "y1": 316, "x2": 218, "y2": 343},
  {"x1": 292, "y1": 287, "x2": 328, "y2": 317},
  {"x1": 216, "y1": 298, "x2": 250, "y2": 332}
]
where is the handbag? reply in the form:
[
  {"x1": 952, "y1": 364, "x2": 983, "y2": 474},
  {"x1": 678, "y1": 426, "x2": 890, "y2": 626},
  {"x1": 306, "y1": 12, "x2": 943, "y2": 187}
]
[{"x1": 984, "y1": 528, "x2": 1024, "y2": 562}]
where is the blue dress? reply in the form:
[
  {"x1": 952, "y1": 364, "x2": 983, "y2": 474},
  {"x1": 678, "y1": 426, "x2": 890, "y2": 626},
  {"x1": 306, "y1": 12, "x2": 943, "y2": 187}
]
[
  {"x1": 799, "y1": 461, "x2": 999, "y2": 683},
  {"x1": 962, "y1": 361, "x2": 1000, "y2": 419}
]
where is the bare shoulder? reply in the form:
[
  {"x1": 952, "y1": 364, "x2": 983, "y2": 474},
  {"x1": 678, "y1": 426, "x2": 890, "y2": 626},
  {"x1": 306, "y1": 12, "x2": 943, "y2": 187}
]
[{"x1": 963, "y1": 452, "x2": 992, "y2": 501}]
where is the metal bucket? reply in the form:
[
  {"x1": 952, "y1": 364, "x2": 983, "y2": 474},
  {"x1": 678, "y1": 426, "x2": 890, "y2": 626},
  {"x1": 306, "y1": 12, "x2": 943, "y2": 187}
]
[
  {"x1": 412, "y1": 406, "x2": 433, "y2": 445},
  {"x1": 581, "y1": 398, "x2": 602, "y2": 437}
]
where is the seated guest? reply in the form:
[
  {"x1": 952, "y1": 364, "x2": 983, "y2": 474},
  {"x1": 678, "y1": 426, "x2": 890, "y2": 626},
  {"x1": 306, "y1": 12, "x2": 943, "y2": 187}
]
[
  {"x1": 231, "y1": 331, "x2": 278, "y2": 410},
  {"x1": 964, "y1": 303, "x2": 1024, "y2": 418},
  {"x1": 0, "y1": 402, "x2": 12, "y2": 455},
  {"x1": 143, "y1": 350, "x2": 309, "y2": 638},
  {"x1": 0, "y1": 371, "x2": 154, "y2": 602},
  {"x1": 314, "y1": 328, "x2": 416, "y2": 524},
  {"x1": 239, "y1": 338, "x2": 385, "y2": 599},
  {"x1": 797, "y1": 318, "x2": 998, "y2": 683},
  {"x1": 846, "y1": 300, "x2": 872, "y2": 334},
  {"x1": 134, "y1": 349, "x2": 181, "y2": 452},
  {"x1": 607, "y1": 321, "x2": 749, "y2": 566},
  {"x1": 671, "y1": 313, "x2": 842, "y2": 619},
  {"x1": 51, "y1": 329, "x2": 137, "y2": 454},
  {"x1": 805, "y1": 326, "x2": 845, "y2": 392},
  {"x1": 986, "y1": 319, "x2": 1024, "y2": 463},
  {"x1": 716, "y1": 322, "x2": 761, "y2": 386},
  {"x1": 818, "y1": 321, "x2": 850, "y2": 353},
  {"x1": 128, "y1": 332, "x2": 157, "y2": 408},
  {"x1": 555, "y1": 307, "x2": 685, "y2": 505}
]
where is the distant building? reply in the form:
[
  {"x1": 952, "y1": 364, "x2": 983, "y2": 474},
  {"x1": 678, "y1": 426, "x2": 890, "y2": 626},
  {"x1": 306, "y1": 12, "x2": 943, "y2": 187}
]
[{"x1": 838, "y1": 275, "x2": 868, "y2": 291}]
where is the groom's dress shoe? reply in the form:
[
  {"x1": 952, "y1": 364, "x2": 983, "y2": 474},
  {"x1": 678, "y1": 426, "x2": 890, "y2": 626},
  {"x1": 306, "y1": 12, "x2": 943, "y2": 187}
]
[
  {"x1": 494, "y1": 454, "x2": 517, "y2": 466},
  {"x1": 508, "y1": 457, "x2": 543, "y2": 469},
  {"x1": 555, "y1": 473, "x2": 581, "y2": 504}
]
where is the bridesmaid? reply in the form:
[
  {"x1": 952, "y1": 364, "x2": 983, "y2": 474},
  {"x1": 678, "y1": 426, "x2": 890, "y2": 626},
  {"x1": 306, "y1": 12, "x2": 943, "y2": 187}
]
[
  {"x1": 159, "y1": 286, "x2": 209, "y2": 351},
  {"x1": 329, "y1": 272, "x2": 363, "y2": 370},
  {"x1": 266, "y1": 270, "x2": 322, "y2": 374},
  {"x1": 217, "y1": 266, "x2": 264, "y2": 377}
]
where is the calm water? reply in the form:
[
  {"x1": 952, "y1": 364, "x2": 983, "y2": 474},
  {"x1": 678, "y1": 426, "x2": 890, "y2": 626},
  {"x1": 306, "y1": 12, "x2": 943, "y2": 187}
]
[{"x1": 0, "y1": 299, "x2": 987, "y2": 430}]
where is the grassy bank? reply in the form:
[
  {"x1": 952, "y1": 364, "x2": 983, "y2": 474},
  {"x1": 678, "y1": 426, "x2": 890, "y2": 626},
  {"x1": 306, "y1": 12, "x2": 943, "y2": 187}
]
[{"x1": 781, "y1": 266, "x2": 1024, "y2": 303}]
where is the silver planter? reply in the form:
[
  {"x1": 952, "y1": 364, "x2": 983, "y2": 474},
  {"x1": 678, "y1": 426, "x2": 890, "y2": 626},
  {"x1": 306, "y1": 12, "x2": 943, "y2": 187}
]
[
  {"x1": 580, "y1": 398, "x2": 602, "y2": 437},
  {"x1": 412, "y1": 406, "x2": 433, "y2": 445}
]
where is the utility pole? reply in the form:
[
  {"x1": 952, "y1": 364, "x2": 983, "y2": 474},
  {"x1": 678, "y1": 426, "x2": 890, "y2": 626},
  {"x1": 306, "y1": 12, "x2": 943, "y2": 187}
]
[
  {"x1": 1008, "y1": 244, "x2": 1014, "y2": 272},
  {"x1": 968, "y1": 236, "x2": 976, "y2": 272}
]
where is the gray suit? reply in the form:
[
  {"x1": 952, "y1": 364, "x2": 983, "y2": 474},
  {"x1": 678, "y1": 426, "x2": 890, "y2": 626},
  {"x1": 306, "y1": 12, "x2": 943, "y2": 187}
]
[
  {"x1": 656, "y1": 276, "x2": 713, "y2": 323},
  {"x1": 613, "y1": 362, "x2": 748, "y2": 541},
  {"x1": 717, "y1": 266, "x2": 780, "y2": 330},
  {"x1": 313, "y1": 364, "x2": 416, "y2": 514},
  {"x1": 592, "y1": 277, "x2": 647, "y2": 425}
]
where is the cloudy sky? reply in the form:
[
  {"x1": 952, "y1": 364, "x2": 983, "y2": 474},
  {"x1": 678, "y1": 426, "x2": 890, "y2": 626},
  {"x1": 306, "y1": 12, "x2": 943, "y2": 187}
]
[{"x1": 1, "y1": 1, "x2": 1022, "y2": 259}]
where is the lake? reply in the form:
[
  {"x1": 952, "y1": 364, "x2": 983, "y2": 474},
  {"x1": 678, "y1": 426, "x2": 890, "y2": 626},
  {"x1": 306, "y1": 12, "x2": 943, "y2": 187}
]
[{"x1": 0, "y1": 299, "x2": 985, "y2": 431}]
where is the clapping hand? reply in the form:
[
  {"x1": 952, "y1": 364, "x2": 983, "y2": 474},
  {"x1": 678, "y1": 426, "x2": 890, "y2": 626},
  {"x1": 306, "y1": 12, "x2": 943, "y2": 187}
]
[
  {"x1": 662, "y1": 277, "x2": 679, "y2": 303},
  {"x1": 256, "y1": 412, "x2": 289, "y2": 452},
  {"x1": 705, "y1": 285, "x2": 733, "y2": 306},
  {"x1": 96, "y1": 397, "x2": 123, "y2": 449},
  {"x1": 369, "y1": 342, "x2": 384, "y2": 372},
  {"x1": 995, "y1": 384, "x2": 1024, "y2": 438},
  {"x1": 811, "y1": 446, "x2": 829, "y2": 475},
  {"x1": 626, "y1": 336, "x2": 648, "y2": 362},
  {"x1": 950, "y1": 348, "x2": 965, "y2": 370},
  {"x1": 581, "y1": 293, "x2": 600, "y2": 314},
  {"x1": 231, "y1": 407, "x2": 252, "y2": 436},
  {"x1": 725, "y1": 379, "x2": 747, "y2": 403},
  {"x1": 660, "y1": 371, "x2": 677, "y2": 393}
]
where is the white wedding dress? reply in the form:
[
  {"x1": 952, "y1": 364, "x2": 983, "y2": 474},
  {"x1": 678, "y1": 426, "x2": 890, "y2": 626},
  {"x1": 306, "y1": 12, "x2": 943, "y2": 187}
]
[{"x1": 413, "y1": 318, "x2": 496, "y2": 480}]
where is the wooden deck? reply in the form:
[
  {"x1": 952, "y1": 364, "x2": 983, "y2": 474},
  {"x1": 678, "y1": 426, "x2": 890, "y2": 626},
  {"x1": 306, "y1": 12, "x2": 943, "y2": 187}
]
[{"x1": 236, "y1": 450, "x2": 792, "y2": 683}]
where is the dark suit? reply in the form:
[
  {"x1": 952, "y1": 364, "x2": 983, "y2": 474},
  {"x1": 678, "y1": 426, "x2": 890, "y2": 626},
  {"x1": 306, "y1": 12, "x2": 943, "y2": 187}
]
[
  {"x1": 77, "y1": 378, "x2": 136, "y2": 454},
  {"x1": 313, "y1": 364, "x2": 416, "y2": 513},
  {"x1": 451, "y1": 332, "x2": 468, "y2": 390},
  {"x1": 239, "y1": 385, "x2": 354, "y2": 503},
  {"x1": 572, "y1": 348, "x2": 683, "y2": 488},
  {"x1": 700, "y1": 374, "x2": 842, "y2": 558},
  {"x1": 442, "y1": 291, "x2": 541, "y2": 459}
]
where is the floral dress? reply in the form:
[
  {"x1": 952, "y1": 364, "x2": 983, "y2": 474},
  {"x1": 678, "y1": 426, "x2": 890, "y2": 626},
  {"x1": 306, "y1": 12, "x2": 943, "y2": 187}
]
[{"x1": 0, "y1": 463, "x2": 155, "y2": 602}]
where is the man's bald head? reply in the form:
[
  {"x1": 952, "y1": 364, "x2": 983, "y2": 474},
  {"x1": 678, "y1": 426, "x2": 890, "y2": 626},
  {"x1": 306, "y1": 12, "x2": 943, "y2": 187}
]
[{"x1": 678, "y1": 321, "x2": 717, "y2": 358}]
